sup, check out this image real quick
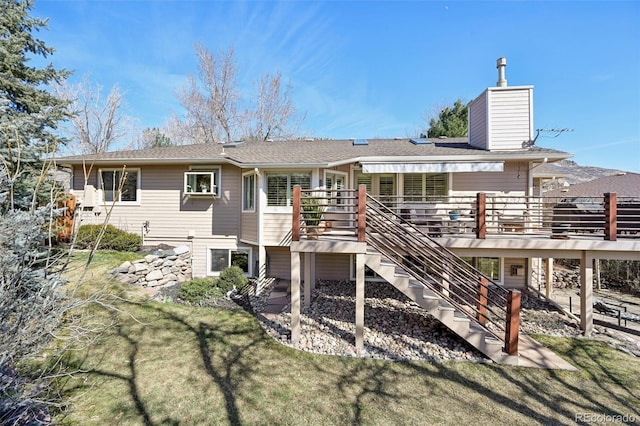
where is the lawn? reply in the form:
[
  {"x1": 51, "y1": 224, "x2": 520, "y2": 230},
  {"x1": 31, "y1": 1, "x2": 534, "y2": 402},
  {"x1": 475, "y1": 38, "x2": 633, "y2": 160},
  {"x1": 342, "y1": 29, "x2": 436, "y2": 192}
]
[{"x1": 57, "y1": 252, "x2": 640, "y2": 425}]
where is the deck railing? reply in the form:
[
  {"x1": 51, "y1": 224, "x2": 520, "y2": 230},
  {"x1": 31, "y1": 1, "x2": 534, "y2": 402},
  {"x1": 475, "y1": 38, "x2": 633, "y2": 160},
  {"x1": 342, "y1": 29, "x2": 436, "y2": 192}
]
[{"x1": 292, "y1": 187, "x2": 640, "y2": 241}]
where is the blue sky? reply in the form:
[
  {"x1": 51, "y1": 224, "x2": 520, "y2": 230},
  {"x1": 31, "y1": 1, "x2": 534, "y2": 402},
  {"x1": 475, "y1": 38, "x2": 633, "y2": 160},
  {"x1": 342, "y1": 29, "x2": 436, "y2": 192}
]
[{"x1": 34, "y1": 0, "x2": 640, "y2": 172}]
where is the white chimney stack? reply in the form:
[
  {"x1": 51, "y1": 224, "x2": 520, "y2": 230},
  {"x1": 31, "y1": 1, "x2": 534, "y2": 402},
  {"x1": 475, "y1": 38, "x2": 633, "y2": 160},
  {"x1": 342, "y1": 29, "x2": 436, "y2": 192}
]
[{"x1": 496, "y1": 57, "x2": 507, "y2": 87}]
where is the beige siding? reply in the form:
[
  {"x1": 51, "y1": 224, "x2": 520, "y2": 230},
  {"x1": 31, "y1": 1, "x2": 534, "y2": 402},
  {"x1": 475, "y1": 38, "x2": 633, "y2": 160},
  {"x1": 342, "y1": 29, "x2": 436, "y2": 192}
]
[
  {"x1": 468, "y1": 90, "x2": 488, "y2": 149},
  {"x1": 267, "y1": 246, "x2": 291, "y2": 279},
  {"x1": 71, "y1": 164, "x2": 241, "y2": 240},
  {"x1": 316, "y1": 254, "x2": 351, "y2": 280},
  {"x1": 263, "y1": 213, "x2": 292, "y2": 245},
  {"x1": 503, "y1": 257, "x2": 527, "y2": 289},
  {"x1": 266, "y1": 248, "x2": 351, "y2": 280},
  {"x1": 488, "y1": 88, "x2": 533, "y2": 151},
  {"x1": 451, "y1": 162, "x2": 527, "y2": 194},
  {"x1": 241, "y1": 211, "x2": 258, "y2": 243}
]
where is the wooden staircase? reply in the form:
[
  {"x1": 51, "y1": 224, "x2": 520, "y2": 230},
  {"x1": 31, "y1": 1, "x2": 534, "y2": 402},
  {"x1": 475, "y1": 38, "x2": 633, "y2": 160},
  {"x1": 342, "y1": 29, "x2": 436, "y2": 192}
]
[
  {"x1": 364, "y1": 249, "x2": 517, "y2": 364},
  {"x1": 364, "y1": 195, "x2": 521, "y2": 365}
]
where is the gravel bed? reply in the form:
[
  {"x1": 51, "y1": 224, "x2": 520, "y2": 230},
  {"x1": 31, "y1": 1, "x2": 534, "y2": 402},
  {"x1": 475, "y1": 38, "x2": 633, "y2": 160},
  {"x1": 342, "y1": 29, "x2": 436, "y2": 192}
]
[{"x1": 249, "y1": 280, "x2": 582, "y2": 363}]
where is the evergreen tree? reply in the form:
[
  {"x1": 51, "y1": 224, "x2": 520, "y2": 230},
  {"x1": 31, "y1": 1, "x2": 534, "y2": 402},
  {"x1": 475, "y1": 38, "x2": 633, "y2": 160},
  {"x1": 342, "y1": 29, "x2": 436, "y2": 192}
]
[
  {"x1": 0, "y1": 1, "x2": 72, "y2": 422},
  {"x1": 426, "y1": 99, "x2": 468, "y2": 138},
  {"x1": 0, "y1": 0, "x2": 70, "y2": 212}
]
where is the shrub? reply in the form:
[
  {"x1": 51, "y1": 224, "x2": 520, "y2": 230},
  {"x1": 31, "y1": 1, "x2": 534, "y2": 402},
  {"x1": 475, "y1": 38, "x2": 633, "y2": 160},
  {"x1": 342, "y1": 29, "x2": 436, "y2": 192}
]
[
  {"x1": 178, "y1": 278, "x2": 223, "y2": 303},
  {"x1": 218, "y1": 266, "x2": 249, "y2": 292},
  {"x1": 75, "y1": 224, "x2": 141, "y2": 252}
]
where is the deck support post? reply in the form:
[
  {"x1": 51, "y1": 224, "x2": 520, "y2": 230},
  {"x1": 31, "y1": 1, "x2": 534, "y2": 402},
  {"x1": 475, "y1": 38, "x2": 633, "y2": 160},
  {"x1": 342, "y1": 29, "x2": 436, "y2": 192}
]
[
  {"x1": 292, "y1": 186, "x2": 301, "y2": 241},
  {"x1": 505, "y1": 289, "x2": 521, "y2": 356},
  {"x1": 604, "y1": 192, "x2": 617, "y2": 241},
  {"x1": 580, "y1": 251, "x2": 594, "y2": 336},
  {"x1": 545, "y1": 258, "x2": 554, "y2": 299},
  {"x1": 357, "y1": 185, "x2": 366, "y2": 242},
  {"x1": 304, "y1": 253, "x2": 313, "y2": 308},
  {"x1": 477, "y1": 277, "x2": 488, "y2": 325},
  {"x1": 476, "y1": 192, "x2": 486, "y2": 239},
  {"x1": 355, "y1": 252, "x2": 365, "y2": 354},
  {"x1": 291, "y1": 251, "x2": 301, "y2": 344}
]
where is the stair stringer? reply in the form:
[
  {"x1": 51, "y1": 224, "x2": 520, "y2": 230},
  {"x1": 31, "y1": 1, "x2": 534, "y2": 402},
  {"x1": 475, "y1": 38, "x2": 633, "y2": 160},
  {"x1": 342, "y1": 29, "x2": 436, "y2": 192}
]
[{"x1": 364, "y1": 250, "x2": 519, "y2": 365}]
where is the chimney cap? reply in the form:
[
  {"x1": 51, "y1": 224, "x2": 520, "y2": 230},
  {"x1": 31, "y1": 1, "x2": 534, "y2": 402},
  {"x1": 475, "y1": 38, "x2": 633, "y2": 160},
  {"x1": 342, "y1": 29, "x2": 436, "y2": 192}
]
[{"x1": 496, "y1": 57, "x2": 507, "y2": 87}]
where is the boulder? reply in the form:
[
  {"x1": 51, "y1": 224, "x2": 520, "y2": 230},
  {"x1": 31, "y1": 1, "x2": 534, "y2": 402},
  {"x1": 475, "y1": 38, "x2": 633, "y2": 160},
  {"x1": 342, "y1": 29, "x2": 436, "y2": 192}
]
[
  {"x1": 174, "y1": 245, "x2": 190, "y2": 255},
  {"x1": 145, "y1": 269, "x2": 164, "y2": 282},
  {"x1": 131, "y1": 263, "x2": 149, "y2": 273}
]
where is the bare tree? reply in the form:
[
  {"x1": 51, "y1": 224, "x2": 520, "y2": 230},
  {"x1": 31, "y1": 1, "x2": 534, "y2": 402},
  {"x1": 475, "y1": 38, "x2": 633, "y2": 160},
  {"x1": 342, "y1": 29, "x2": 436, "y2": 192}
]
[
  {"x1": 176, "y1": 45, "x2": 240, "y2": 144},
  {"x1": 251, "y1": 72, "x2": 303, "y2": 141},
  {"x1": 174, "y1": 45, "x2": 304, "y2": 144},
  {"x1": 55, "y1": 76, "x2": 132, "y2": 156}
]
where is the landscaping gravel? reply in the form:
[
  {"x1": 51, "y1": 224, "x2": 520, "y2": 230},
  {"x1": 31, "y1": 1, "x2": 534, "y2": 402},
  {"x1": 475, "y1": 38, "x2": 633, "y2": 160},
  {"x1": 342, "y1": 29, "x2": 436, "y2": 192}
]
[{"x1": 249, "y1": 280, "x2": 583, "y2": 363}]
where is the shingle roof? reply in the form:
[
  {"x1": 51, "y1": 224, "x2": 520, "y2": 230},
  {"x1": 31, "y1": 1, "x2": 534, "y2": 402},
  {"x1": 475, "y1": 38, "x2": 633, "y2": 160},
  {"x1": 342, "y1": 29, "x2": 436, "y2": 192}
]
[
  {"x1": 58, "y1": 138, "x2": 572, "y2": 166},
  {"x1": 545, "y1": 173, "x2": 640, "y2": 198}
]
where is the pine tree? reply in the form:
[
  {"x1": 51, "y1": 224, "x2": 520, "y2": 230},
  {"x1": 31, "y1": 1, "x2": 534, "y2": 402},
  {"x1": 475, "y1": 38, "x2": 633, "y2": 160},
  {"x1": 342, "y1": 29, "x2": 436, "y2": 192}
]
[
  {"x1": 426, "y1": 99, "x2": 468, "y2": 138},
  {"x1": 0, "y1": 0, "x2": 70, "y2": 212},
  {"x1": 0, "y1": 1, "x2": 72, "y2": 423}
]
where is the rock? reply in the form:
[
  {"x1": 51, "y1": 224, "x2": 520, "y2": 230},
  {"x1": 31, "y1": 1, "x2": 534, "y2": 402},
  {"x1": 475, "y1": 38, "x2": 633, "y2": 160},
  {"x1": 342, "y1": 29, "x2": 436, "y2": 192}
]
[
  {"x1": 115, "y1": 274, "x2": 139, "y2": 284},
  {"x1": 174, "y1": 245, "x2": 190, "y2": 255},
  {"x1": 145, "y1": 269, "x2": 164, "y2": 282},
  {"x1": 131, "y1": 263, "x2": 149, "y2": 273},
  {"x1": 145, "y1": 254, "x2": 159, "y2": 263}
]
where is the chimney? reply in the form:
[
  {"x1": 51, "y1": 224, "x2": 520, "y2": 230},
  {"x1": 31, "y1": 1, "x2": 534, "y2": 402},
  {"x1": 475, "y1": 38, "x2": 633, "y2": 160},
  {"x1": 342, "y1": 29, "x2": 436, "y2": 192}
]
[{"x1": 496, "y1": 57, "x2": 507, "y2": 87}]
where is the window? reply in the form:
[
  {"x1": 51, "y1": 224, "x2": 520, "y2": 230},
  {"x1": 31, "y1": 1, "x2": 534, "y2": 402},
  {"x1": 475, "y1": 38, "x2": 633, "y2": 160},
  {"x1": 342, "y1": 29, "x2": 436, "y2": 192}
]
[
  {"x1": 208, "y1": 247, "x2": 252, "y2": 275},
  {"x1": 355, "y1": 171, "x2": 372, "y2": 193},
  {"x1": 403, "y1": 173, "x2": 447, "y2": 201},
  {"x1": 100, "y1": 169, "x2": 139, "y2": 203},
  {"x1": 266, "y1": 172, "x2": 311, "y2": 207},
  {"x1": 242, "y1": 173, "x2": 255, "y2": 211},
  {"x1": 325, "y1": 171, "x2": 346, "y2": 208},
  {"x1": 462, "y1": 257, "x2": 502, "y2": 281},
  {"x1": 184, "y1": 170, "x2": 220, "y2": 196}
]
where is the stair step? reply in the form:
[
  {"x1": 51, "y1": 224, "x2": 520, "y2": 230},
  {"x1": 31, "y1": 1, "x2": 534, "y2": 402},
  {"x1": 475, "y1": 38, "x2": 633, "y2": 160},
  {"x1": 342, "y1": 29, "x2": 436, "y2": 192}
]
[
  {"x1": 453, "y1": 312, "x2": 471, "y2": 323},
  {"x1": 364, "y1": 246, "x2": 516, "y2": 365}
]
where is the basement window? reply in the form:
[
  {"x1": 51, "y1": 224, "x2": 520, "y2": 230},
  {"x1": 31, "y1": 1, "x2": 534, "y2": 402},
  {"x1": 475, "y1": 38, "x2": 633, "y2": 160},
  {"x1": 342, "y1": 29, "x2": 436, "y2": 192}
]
[{"x1": 208, "y1": 247, "x2": 252, "y2": 276}]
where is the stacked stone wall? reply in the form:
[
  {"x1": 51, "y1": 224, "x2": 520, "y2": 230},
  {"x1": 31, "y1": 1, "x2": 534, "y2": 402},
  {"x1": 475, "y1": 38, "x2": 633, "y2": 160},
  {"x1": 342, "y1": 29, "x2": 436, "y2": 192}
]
[{"x1": 108, "y1": 245, "x2": 192, "y2": 287}]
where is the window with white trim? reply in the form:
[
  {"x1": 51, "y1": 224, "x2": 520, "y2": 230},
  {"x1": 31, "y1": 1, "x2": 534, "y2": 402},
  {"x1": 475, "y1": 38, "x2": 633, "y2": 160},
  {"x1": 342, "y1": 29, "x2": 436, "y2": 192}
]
[
  {"x1": 99, "y1": 168, "x2": 140, "y2": 203},
  {"x1": 266, "y1": 172, "x2": 311, "y2": 207},
  {"x1": 403, "y1": 173, "x2": 447, "y2": 201},
  {"x1": 185, "y1": 169, "x2": 220, "y2": 196},
  {"x1": 242, "y1": 173, "x2": 256, "y2": 211},
  {"x1": 208, "y1": 247, "x2": 252, "y2": 276}
]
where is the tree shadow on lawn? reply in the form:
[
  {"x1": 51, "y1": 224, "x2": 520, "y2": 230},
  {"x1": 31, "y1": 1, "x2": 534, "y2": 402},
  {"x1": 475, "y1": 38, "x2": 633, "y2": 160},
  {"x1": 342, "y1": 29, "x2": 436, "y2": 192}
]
[{"x1": 59, "y1": 301, "x2": 271, "y2": 425}]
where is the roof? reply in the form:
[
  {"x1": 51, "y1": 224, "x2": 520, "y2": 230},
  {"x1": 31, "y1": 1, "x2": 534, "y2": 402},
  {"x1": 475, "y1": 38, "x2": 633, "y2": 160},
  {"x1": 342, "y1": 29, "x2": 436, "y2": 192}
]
[
  {"x1": 58, "y1": 138, "x2": 572, "y2": 168},
  {"x1": 545, "y1": 172, "x2": 640, "y2": 198}
]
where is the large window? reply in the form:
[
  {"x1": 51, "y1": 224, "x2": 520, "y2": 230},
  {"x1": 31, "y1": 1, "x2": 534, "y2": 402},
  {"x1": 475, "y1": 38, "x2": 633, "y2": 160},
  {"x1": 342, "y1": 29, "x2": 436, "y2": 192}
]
[
  {"x1": 184, "y1": 169, "x2": 220, "y2": 196},
  {"x1": 208, "y1": 247, "x2": 252, "y2": 276},
  {"x1": 403, "y1": 173, "x2": 447, "y2": 201},
  {"x1": 266, "y1": 172, "x2": 311, "y2": 207},
  {"x1": 242, "y1": 173, "x2": 255, "y2": 211},
  {"x1": 100, "y1": 169, "x2": 139, "y2": 203}
]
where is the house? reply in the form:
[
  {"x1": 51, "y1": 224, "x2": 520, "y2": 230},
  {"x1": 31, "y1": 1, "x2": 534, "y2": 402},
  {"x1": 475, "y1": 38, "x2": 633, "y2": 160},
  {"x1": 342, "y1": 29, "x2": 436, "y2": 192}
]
[{"x1": 60, "y1": 58, "x2": 640, "y2": 365}]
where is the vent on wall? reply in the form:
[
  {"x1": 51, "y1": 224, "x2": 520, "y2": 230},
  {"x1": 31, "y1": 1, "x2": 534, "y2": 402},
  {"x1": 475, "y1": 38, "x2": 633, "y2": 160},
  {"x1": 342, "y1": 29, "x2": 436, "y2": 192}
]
[{"x1": 352, "y1": 138, "x2": 368, "y2": 146}]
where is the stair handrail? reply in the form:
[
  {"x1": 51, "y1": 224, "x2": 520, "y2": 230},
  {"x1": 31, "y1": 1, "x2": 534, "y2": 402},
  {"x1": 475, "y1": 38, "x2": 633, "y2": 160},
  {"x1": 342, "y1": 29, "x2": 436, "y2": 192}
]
[{"x1": 365, "y1": 194, "x2": 512, "y2": 339}]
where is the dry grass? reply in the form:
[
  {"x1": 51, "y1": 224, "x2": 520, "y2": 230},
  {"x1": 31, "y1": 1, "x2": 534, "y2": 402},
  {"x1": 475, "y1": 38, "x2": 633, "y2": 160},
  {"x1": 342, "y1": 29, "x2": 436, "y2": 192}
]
[{"x1": 56, "y1": 252, "x2": 640, "y2": 425}]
